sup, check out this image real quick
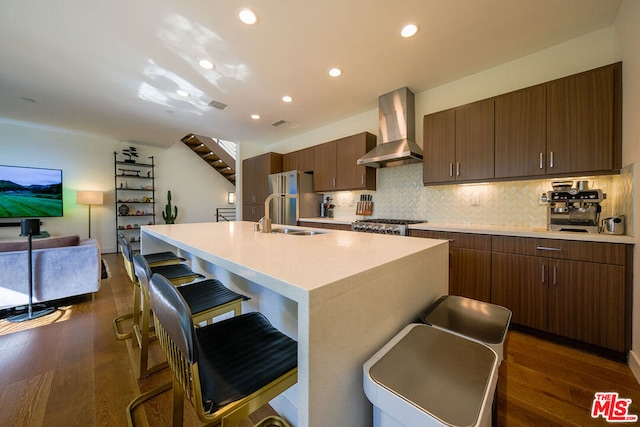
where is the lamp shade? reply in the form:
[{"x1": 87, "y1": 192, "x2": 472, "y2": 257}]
[{"x1": 77, "y1": 191, "x2": 104, "y2": 205}]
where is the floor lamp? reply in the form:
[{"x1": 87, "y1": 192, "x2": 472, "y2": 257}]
[
  {"x1": 77, "y1": 190, "x2": 104, "y2": 238},
  {"x1": 8, "y1": 219, "x2": 56, "y2": 322}
]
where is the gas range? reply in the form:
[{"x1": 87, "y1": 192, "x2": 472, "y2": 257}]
[{"x1": 351, "y1": 219, "x2": 427, "y2": 236}]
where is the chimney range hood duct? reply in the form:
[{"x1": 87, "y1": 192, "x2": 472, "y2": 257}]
[{"x1": 357, "y1": 87, "x2": 423, "y2": 168}]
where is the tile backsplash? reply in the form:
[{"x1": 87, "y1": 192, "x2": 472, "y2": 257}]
[{"x1": 324, "y1": 163, "x2": 635, "y2": 235}]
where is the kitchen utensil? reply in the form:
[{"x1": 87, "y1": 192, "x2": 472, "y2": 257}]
[
  {"x1": 577, "y1": 180, "x2": 591, "y2": 191},
  {"x1": 601, "y1": 216, "x2": 625, "y2": 235}
]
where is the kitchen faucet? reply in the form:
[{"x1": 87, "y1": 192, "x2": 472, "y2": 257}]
[{"x1": 259, "y1": 193, "x2": 298, "y2": 233}]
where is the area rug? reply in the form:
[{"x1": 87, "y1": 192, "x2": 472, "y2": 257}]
[{"x1": 101, "y1": 258, "x2": 111, "y2": 279}]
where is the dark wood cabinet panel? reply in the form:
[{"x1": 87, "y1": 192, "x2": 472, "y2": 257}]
[
  {"x1": 423, "y1": 109, "x2": 456, "y2": 184},
  {"x1": 411, "y1": 230, "x2": 492, "y2": 301},
  {"x1": 313, "y1": 141, "x2": 337, "y2": 191},
  {"x1": 242, "y1": 152, "x2": 282, "y2": 222},
  {"x1": 547, "y1": 63, "x2": 620, "y2": 175},
  {"x1": 495, "y1": 85, "x2": 547, "y2": 178},
  {"x1": 322, "y1": 223, "x2": 352, "y2": 231},
  {"x1": 450, "y1": 248, "x2": 491, "y2": 302},
  {"x1": 410, "y1": 230, "x2": 491, "y2": 251},
  {"x1": 491, "y1": 252, "x2": 548, "y2": 331},
  {"x1": 491, "y1": 235, "x2": 626, "y2": 265},
  {"x1": 283, "y1": 147, "x2": 314, "y2": 172},
  {"x1": 548, "y1": 259, "x2": 626, "y2": 352},
  {"x1": 336, "y1": 133, "x2": 376, "y2": 191},
  {"x1": 455, "y1": 98, "x2": 495, "y2": 181}
]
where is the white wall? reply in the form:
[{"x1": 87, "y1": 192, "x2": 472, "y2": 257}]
[
  {"x1": 615, "y1": 0, "x2": 640, "y2": 379},
  {"x1": 267, "y1": 28, "x2": 617, "y2": 155},
  {"x1": 0, "y1": 120, "x2": 236, "y2": 253}
]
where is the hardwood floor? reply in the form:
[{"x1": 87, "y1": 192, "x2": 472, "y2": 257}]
[{"x1": 1, "y1": 252, "x2": 639, "y2": 426}]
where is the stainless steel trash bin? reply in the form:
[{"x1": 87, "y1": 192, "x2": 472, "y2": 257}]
[
  {"x1": 364, "y1": 324, "x2": 499, "y2": 427},
  {"x1": 420, "y1": 295, "x2": 512, "y2": 363}
]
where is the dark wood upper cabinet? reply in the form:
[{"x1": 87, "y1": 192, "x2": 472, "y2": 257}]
[
  {"x1": 313, "y1": 141, "x2": 338, "y2": 192},
  {"x1": 455, "y1": 98, "x2": 495, "y2": 181},
  {"x1": 423, "y1": 99, "x2": 494, "y2": 184},
  {"x1": 283, "y1": 147, "x2": 314, "y2": 172},
  {"x1": 495, "y1": 85, "x2": 547, "y2": 178},
  {"x1": 423, "y1": 109, "x2": 456, "y2": 184},
  {"x1": 425, "y1": 62, "x2": 622, "y2": 185},
  {"x1": 336, "y1": 133, "x2": 376, "y2": 191},
  {"x1": 547, "y1": 63, "x2": 621, "y2": 175}
]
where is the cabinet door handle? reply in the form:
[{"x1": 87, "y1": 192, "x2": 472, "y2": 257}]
[
  {"x1": 449, "y1": 163, "x2": 453, "y2": 177},
  {"x1": 539, "y1": 153, "x2": 544, "y2": 169},
  {"x1": 541, "y1": 264, "x2": 545, "y2": 283},
  {"x1": 361, "y1": 174, "x2": 364, "y2": 185},
  {"x1": 456, "y1": 163, "x2": 460, "y2": 176},
  {"x1": 333, "y1": 177, "x2": 336, "y2": 187},
  {"x1": 549, "y1": 151, "x2": 554, "y2": 168},
  {"x1": 552, "y1": 266, "x2": 557, "y2": 285},
  {"x1": 536, "y1": 246, "x2": 562, "y2": 252}
]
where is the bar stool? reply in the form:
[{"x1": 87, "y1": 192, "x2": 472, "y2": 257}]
[
  {"x1": 132, "y1": 253, "x2": 249, "y2": 378},
  {"x1": 364, "y1": 323, "x2": 499, "y2": 427},
  {"x1": 113, "y1": 236, "x2": 186, "y2": 340},
  {"x1": 126, "y1": 273, "x2": 297, "y2": 427},
  {"x1": 419, "y1": 295, "x2": 511, "y2": 363}
]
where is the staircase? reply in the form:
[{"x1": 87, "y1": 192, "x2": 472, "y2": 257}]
[{"x1": 180, "y1": 133, "x2": 236, "y2": 185}]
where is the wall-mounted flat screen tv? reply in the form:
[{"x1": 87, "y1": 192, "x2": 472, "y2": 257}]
[{"x1": 0, "y1": 165, "x2": 63, "y2": 218}]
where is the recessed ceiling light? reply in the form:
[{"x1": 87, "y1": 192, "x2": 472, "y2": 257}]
[
  {"x1": 239, "y1": 8, "x2": 259, "y2": 25},
  {"x1": 401, "y1": 24, "x2": 419, "y2": 38},
  {"x1": 251, "y1": 114, "x2": 261, "y2": 120},
  {"x1": 199, "y1": 59, "x2": 215, "y2": 70},
  {"x1": 176, "y1": 90, "x2": 190, "y2": 97},
  {"x1": 282, "y1": 95, "x2": 293, "y2": 103},
  {"x1": 329, "y1": 68, "x2": 342, "y2": 77}
]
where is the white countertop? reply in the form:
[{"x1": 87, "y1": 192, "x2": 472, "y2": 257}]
[
  {"x1": 300, "y1": 217, "x2": 635, "y2": 244},
  {"x1": 141, "y1": 221, "x2": 447, "y2": 302}
]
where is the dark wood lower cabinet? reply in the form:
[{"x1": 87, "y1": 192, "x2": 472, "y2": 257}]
[
  {"x1": 491, "y1": 236, "x2": 630, "y2": 353},
  {"x1": 450, "y1": 248, "x2": 491, "y2": 302},
  {"x1": 491, "y1": 253, "x2": 548, "y2": 331},
  {"x1": 411, "y1": 231, "x2": 631, "y2": 354},
  {"x1": 548, "y1": 258, "x2": 625, "y2": 352}
]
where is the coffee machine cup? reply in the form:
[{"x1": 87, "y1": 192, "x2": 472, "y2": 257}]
[{"x1": 601, "y1": 216, "x2": 625, "y2": 235}]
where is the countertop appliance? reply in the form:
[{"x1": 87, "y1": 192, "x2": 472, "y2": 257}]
[
  {"x1": 547, "y1": 188, "x2": 604, "y2": 233},
  {"x1": 602, "y1": 215, "x2": 625, "y2": 235},
  {"x1": 267, "y1": 170, "x2": 321, "y2": 226},
  {"x1": 352, "y1": 219, "x2": 426, "y2": 236}
]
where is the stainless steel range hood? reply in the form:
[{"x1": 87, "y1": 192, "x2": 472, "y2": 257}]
[{"x1": 357, "y1": 87, "x2": 423, "y2": 168}]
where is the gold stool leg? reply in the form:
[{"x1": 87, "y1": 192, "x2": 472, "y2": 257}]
[{"x1": 137, "y1": 287, "x2": 167, "y2": 378}]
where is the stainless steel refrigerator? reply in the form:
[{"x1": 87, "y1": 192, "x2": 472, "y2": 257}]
[{"x1": 267, "y1": 170, "x2": 321, "y2": 225}]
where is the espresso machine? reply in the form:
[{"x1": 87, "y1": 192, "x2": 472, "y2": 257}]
[{"x1": 547, "y1": 181, "x2": 605, "y2": 233}]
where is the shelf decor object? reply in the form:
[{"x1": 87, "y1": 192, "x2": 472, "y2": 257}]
[
  {"x1": 77, "y1": 190, "x2": 104, "y2": 238},
  {"x1": 8, "y1": 219, "x2": 56, "y2": 322},
  {"x1": 162, "y1": 190, "x2": 178, "y2": 224}
]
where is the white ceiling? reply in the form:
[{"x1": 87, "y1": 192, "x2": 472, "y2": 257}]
[{"x1": 0, "y1": 0, "x2": 621, "y2": 148}]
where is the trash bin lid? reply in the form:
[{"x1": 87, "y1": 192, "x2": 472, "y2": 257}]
[
  {"x1": 368, "y1": 324, "x2": 497, "y2": 427},
  {"x1": 421, "y1": 295, "x2": 512, "y2": 345}
]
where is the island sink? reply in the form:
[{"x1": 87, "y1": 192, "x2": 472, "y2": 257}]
[{"x1": 272, "y1": 228, "x2": 327, "y2": 236}]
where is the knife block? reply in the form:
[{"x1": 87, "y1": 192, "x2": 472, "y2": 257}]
[{"x1": 356, "y1": 201, "x2": 373, "y2": 216}]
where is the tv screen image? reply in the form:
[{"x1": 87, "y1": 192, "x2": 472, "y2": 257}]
[{"x1": 0, "y1": 165, "x2": 63, "y2": 218}]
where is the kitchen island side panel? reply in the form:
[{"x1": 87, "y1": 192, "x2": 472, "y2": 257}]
[{"x1": 304, "y1": 244, "x2": 448, "y2": 426}]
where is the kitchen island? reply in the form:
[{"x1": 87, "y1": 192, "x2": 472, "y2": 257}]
[{"x1": 141, "y1": 221, "x2": 448, "y2": 427}]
